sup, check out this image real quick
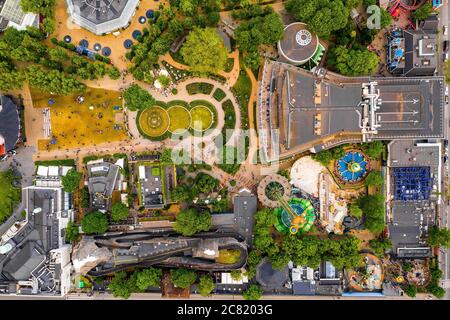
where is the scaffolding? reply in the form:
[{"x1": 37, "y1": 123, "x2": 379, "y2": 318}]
[{"x1": 393, "y1": 167, "x2": 432, "y2": 201}]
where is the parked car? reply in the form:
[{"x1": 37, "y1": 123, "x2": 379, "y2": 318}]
[
  {"x1": 444, "y1": 139, "x2": 448, "y2": 147},
  {"x1": 444, "y1": 155, "x2": 448, "y2": 164},
  {"x1": 444, "y1": 25, "x2": 448, "y2": 36},
  {"x1": 7, "y1": 150, "x2": 16, "y2": 155},
  {"x1": 0, "y1": 155, "x2": 7, "y2": 161},
  {"x1": 446, "y1": 95, "x2": 449, "y2": 104},
  {"x1": 444, "y1": 40, "x2": 449, "y2": 53}
]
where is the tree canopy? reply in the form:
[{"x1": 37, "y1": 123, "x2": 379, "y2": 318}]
[
  {"x1": 358, "y1": 193, "x2": 385, "y2": 233},
  {"x1": 180, "y1": 27, "x2": 228, "y2": 74},
  {"x1": 135, "y1": 268, "x2": 163, "y2": 290},
  {"x1": 234, "y1": 10, "x2": 284, "y2": 69},
  {"x1": 428, "y1": 226, "x2": 450, "y2": 248},
  {"x1": 20, "y1": 0, "x2": 55, "y2": 16},
  {"x1": 361, "y1": 141, "x2": 384, "y2": 159},
  {"x1": 285, "y1": 0, "x2": 352, "y2": 38},
  {"x1": 331, "y1": 46, "x2": 379, "y2": 76},
  {"x1": 198, "y1": 275, "x2": 215, "y2": 296},
  {"x1": 349, "y1": 203, "x2": 363, "y2": 219},
  {"x1": 365, "y1": 171, "x2": 383, "y2": 187},
  {"x1": 65, "y1": 222, "x2": 80, "y2": 243},
  {"x1": 369, "y1": 237, "x2": 392, "y2": 256},
  {"x1": 123, "y1": 84, "x2": 156, "y2": 111},
  {"x1": 111, "y1": 202, "x2": 129, "y2": 222},
  {"x1": 243, "y1": 284, "x2": 263, "y2": 300},
  {"x1": 412, "y1": 2, "x2": 433, "y2": 21},
  {"x1": 173, "y1": 208, "x2": 212, "y2": 236},
  {"x1": 81, "y1": 211, "x2": 108, "y2": 234},
  {"x1": 194, "y1": 172, "x2": 219, "y2": 194},
  {"x1": 61, "y1": 169, "x2": 82, "y2": 193},
  {"x1": 170, "y1": 268, "x2": 197, "y2": 289}
]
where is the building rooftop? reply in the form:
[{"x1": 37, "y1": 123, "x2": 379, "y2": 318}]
[
  {"x1": 256, "y1": 258, "x2": 289, "y2": 290},
  {"x1": 0, "y1": 96, "x2": 20, "y2": 155},
  {"x1": 0, "y1": 186, "x2": 73, "y2": 296},
  {"x1": 278, "y1": 22, "x2": 319, "y2": 65},
  {"x1": 66, "y1": 0, "x2": 139, "y2": 35},
  {"x1": 258, "y1": 60, "x2": 444, "y2": 159},
  {"x1": 0, "y1": 0, "x2": 38, "y2": 31},
  {"x1": 87, "y1": 161, "x2": 120, "y2": 210},
  {"x1": 387, "y1": 141, "x2": 439, "y2": 258},
  {"x1": 232, "y1": 189, "x2": 257, "y2": 246},
  {"x1": 387, "y1": 28, "x2": 438, "y2": 77}
]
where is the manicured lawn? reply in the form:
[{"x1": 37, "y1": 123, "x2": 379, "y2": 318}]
[
  {"x1": 0, "y1": 170, "x2": 21, "y2": 223},
  {"x1": 33, "y1": 87, "x2": 128, "y2": 151},
  {"x1": 216, "y1": 249, "x2": 241, "y2": 264},
  {"x1": 167, "y1": 106, "x2": 191, "y2": 133},
  {"x1": 138, "y1": 106, "x2": 170, "y2": 137},
  {"x1": 190, "y1": 106, "x2": 213, "y2": 132}
]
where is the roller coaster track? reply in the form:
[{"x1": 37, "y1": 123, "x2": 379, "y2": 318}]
[
  {"x1": 87, "y1": 231, "x2": 248, "y2": 276},
  {"x1": 393, "y1": 0, "x2": 428, "y2": 11}
]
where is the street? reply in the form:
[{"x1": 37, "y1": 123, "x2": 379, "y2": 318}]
[{"x1": 437, "y1": 0, "x2": 450, "y2": 300}]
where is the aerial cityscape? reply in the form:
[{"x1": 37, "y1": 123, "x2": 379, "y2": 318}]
[{"x1": 1, "y1": 0, "x2": 450, "y2": 302}]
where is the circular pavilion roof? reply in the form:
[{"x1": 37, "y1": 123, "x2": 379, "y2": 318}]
[
  {"x1": 66, "y1": 0, "x2": 140, "y2": 35},
  {"x1": 278, "y1": 22, "x2": 319, "y2": 65},
  {"x1": 256, "y1": 258, "x2": 289, "y2": 290}
]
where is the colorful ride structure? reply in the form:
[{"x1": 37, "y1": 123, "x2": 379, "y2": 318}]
[
  {"x1": 274, "y1": 197, "x2": 315, "y2": 235},
  {"x1": 336, "y1": 151, "x2": 369, "y2": 183}
]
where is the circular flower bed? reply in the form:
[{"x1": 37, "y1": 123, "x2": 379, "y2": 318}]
[
  {"x1": 167, "y1": 105, "x2": 191, "y2": 134},
  {"x1": 190, "y1": 105, "x2": 213, "y2": 132},
  {"x1": 138, "y1": 106, "x2": 169, "y2": 137}
]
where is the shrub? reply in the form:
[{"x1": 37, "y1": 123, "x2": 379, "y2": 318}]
[{"x1": 212, "y1": 88, "x2": 226, "y2": 101}]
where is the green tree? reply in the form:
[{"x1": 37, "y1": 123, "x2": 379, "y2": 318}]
[
  {"x1": 109, "y1": 271, "x2": 133, "y2": 299},
  {"x1": 349, "y1": 203, "x2": 363, "y2": 219},
  {"x1": 173, "y1": 208, "x2": 212, "y2": 236},
  {"x1": 194, "y1": 172, "x2": 219, "y2": 194},
  {"x1": 270, "y1": 253, "x2": 290, "y2": 270},
  {"x1": 170, "y1": 185, "x2": 194, "y2": 202},
  {"x1": 61, "y1": 169, "x2": 82, "y2": 193},
  {"x1": 379, "y1": 8, "x2": 392, "y2": 29},
  {"x1": 428, "y1": 226, "x2": 450, "y2": 248},
  {"x1": 358, "y1": 193, "x2": 385, "y2": 233},
  {"x1": 81, "y1": 211, "x2": 108, "y2": 234},
  {"x1": 111, "y1": 202, "x2": 129, "y2": 222},
  {"x1": 136, "y1": 268, "x2": 163, "y2": 290},
  {"x1": 170, "y1": 268, "x2": 197, "y2": 289},
  {"x1": 404, "y1": 284, "x2": 417, "y2": 298},
  {"x1": 20, "y1": 0, "x2": 55, "y2": 16},
  {"x1": 243, "y1": 284, "x2": 263, "y2": 300},
  {"x1": 198, "y1": 275, "x2": 215, "y2": 296},
  {"x1": 365, "y1": 171, "x2": 383, "y2": 187},
  {"x1": 332, "y1": 46, "x2": 379, "y2": 76},
  {"x1": 361, "y1": 141, "x2": 384, "y2": 159},
  {"x1": 0, "y1": 61, "x2": 25, "y2": 91},
  {"x1": 312, "y1": 149, "x2": 333, "y2": 166},
  {"x1": 180, "y1": 27, "x2": 228, "y2": 74},
  {"x1": 285, "y1": 0, "x2": 349, "y2": 38},
  {"x1": 26, "y1": 65, "x2": 86, "y2": 95},
  {"x1": 230, "y1": 270, "x2": 242, "y2": 281},
  {"x1": 65, "y1": 222, "x2": 80, "y2": 243},
  {"x1": 369, "y1": 237, "x2": 392, "y2": 256},
  {"x1": 123, "y1": 84, "x2": 156, "y2": 111},
  {"x1": 412, "y1": 2, "x2": 433, "y2": 21},
  {"x1": 108, "y1": 67, "x2": 121, "y2": 80},
  {"x1": 42, "y1": 17, "x2": 55, "y2": 34}
]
